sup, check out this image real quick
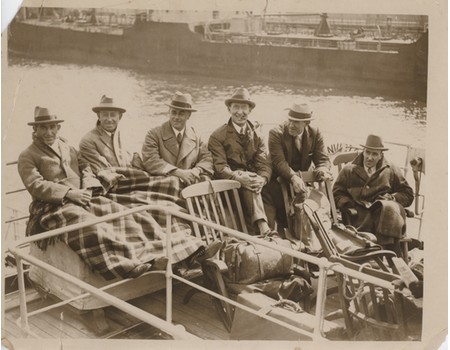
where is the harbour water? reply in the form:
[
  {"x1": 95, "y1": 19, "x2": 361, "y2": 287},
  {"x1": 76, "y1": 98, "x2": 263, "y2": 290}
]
[{"x1": 3, "y1": 56, "x2": 426, "y2": 163}]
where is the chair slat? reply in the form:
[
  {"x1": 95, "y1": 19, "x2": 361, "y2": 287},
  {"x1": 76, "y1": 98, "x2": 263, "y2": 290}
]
[
  {"x1": 208, "y1": 193, "x2": 224, "y2": 241},
  {"x1": 200, "y1": 194, "x2": 218, "y2": 241},
  {"x1": 223, "y1": 191, "x2": 238, "y2": 231},
  {"x1": 193, "y1": 196, "x2": 211, "y2": 244},
  {"x1": 231, "y1": 188, "x2": 248, "y2": 234},
  {"x1": 186, "y1": 198, "x2": 202, "y2": 239}
]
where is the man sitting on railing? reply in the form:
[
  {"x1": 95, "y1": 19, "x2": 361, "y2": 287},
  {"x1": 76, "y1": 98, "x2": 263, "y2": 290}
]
[
  {"x1": 18, "y1": 106, "x2": 217, "y2": 280},
  {"x1": 333, "y1": 134, "x2": 414, "y2": 249}
]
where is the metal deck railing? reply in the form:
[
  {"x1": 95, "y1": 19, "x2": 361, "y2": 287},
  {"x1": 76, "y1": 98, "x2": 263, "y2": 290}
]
[{"x1": 6, "y1": 204, "x2": 399, "y2": 341}]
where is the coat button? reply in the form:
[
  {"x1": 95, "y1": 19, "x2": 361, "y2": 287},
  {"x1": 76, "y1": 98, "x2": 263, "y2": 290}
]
[{"x1": 366, "y1": 185, "x2": 370, "y2": 189}]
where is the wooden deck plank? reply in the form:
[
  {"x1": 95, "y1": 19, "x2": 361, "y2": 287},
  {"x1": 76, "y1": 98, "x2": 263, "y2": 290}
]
[
  {"x1": 3, "y1": 274, "x2": 347, "y2": 340},
  {"x1": 132, "y1": 284, "x2": 229, "y2": 339}
]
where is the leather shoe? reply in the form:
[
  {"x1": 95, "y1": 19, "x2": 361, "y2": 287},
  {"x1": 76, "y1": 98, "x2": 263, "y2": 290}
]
[
  {"x1": 126, "y1": 263, "x2": 152, "y2": 278},
  {"x1": 149, "y1": 257, "x2": 169, "y2": 271},
  {"x1": 187, "y1": 241, "x2": 222, "y2": 267}
]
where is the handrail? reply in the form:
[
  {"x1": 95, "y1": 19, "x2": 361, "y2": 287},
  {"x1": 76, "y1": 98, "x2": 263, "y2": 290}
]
[
  {"x1": 7, "y1": 204, "x2": 402, "y2": 341},
  {"x1": 7, "y1": 205, "x2": 396, "y2": 289}
]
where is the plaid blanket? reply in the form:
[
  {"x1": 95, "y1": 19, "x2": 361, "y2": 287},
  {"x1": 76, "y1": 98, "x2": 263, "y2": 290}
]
[{"x1": 27, "y1": 168, "x2": 203, "y2": 280}]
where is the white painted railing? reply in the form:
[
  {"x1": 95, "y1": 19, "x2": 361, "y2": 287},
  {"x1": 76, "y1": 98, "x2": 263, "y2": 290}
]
[{"x1": 7, "y1": 204, "x2": 399, "y2": 341}]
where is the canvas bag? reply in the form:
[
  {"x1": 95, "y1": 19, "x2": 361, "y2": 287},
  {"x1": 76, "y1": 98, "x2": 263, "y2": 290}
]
[{"x1": 221, "y1": 236, "x2": 299, "y2": 284}]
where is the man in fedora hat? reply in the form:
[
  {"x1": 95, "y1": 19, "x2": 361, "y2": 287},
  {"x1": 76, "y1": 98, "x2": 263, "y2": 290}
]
[
  {"x1": 18, "y1": 106, "x2": 212, "y2": 279},
  {"x1": 333, "y1": 134, "x2": 414, "y2": 248},
  {"x1": 19, "y1": 106, "x2": 103, "y2": 206},
  {"x1": 141, "y1": 91, "x2": 213, "y2": 185},
  {"x1": 208, "y1": 87, "x2": 274, "y2": 236},
  {"x1": 264, "y1": 102, "x2": 331, "y2": 230},
  {"x1": 79, "y1": 95, "x2": 131, "y2": 190}
]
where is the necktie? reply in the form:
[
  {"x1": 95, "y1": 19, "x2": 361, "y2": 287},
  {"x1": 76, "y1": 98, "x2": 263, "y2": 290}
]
[
  {"x1": 177, "y1": 132, "x2": 183, "y2": 144},
  {"x1": 368, "y1": 167, "x2": 374, "y2": 175},
  {"x1": 295, "y1": 135, "x2": 302, "y2": 152},
  {"x1": 240, "y1": 127, "x2": 245, "y2": 135}
]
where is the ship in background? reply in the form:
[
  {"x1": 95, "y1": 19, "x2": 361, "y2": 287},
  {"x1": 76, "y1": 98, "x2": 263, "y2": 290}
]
[{"x1": 8, "y1": 7, "x2": 428, "y2": 100}]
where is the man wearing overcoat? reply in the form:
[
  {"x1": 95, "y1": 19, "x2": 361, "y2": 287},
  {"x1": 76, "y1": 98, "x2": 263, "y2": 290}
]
[
  {"x1": 141, "y1": 91, "x2": 213, "y2": 186},
  {"x1": 208, "y1": 88, "x2": 273, "y2": 235},
  {"x1": 333, "y1": 134, "x2": 414, "y2": 247},
  {"x1": 79, "y1": 95, "x2": 132, "y2": 189}
]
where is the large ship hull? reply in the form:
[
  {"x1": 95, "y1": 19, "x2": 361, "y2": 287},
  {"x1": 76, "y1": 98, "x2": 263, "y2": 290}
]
[{"x1": 8, "y1": 20, "x2": 428, "y2": 100}]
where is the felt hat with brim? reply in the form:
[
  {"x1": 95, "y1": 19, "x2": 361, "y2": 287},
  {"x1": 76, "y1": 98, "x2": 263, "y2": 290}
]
[
  {"x1": 360, "y1": 134, "x2": 389, "y2": 151},
  {"x1": 165, "y1": 91, "x2": 197, "y2": 112},
  {"x1": 92, "y1": 95, "x2": 126, "y2": 113},
  {"x1": 286, "y1": 103, "x2": 314, "y2": 121},
  {"x1": 28, "y1": 106, "x2": 64, "y2": 126},
  {"x1": 225, "y1": 87, "x2": 256, "y2": 109}
]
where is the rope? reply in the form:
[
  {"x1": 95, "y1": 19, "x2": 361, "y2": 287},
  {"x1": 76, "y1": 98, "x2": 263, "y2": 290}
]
[
  {"x1": 342, "y1": 262, "x2": 371, "y2": 301},
  {"x1": 272, "y1": 298, "x2": 304, "y2": 313}
]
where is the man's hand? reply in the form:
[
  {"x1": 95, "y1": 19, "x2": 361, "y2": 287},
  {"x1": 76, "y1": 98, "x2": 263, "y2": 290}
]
[
  {"x1": 173, "y1": 169, "x2": 200, "y2": 185},
  {"x1": 314, "y1": 169, "x2": 333, "y2": 182},
  {"x1": 98, "y1": 170, "x2": 126, "y2": 191},
  {"x1": 290, "y1": 174, "x2": 306, "y2": 194},
  {"x1": 235, "y1": 172, "x2": 266, "y2": 193},
  {"x1": 378, "y1": 193, "x2": 396, "y2": 201},
  {"x1": 65, "y1": 189, "x2": 92, "y2": 206}
]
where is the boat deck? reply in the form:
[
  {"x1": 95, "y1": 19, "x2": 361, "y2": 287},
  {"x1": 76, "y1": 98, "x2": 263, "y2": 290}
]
[{"x1": 3, "y1": 277, "x2": 344, "y2": 340}]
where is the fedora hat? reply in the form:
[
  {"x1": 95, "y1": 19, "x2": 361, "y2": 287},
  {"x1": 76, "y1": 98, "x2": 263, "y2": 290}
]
[
  {"x1": 28, "y1": 106, "x2": 64, "y2": 126},
  {"x1": 360, "y1": 134, "x2": 389, "y2": 151},
  {"x1": 225, "y1": 87, "x2": 256, "y2": 109},
  {"x1": 165, "y1": 91, "x2": 197, "y2": 112},
  {"x1": 286, "y1": 103, "x2": 314, "y2": 121},
  {"x1": 92, "y1": 95, "x2": 126, "y2": 113}
]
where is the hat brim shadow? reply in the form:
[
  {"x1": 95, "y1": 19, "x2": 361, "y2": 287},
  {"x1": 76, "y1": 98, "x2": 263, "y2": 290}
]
[
  {"x1": 287, "y1": 116, "x2": 314, "y2": 121},
  {"x1": 165, "y1": 103, "x2": 197, "y2": 112},
  {"x1": 225, "y1": 99, "x2": 256, "y2": 109},
  {"x1": 92, "y1": 107, "x2": 126, "y2": 113},
  {"x1": 28, "y1": 120, "x2": 65, "y2": 126},
  {"x1": 360, "y1": 144, "x2": 389, "y2": 151}
]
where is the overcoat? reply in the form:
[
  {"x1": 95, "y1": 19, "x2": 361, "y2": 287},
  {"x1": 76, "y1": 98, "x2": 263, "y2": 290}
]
[
  {"x1": 141, "y1": 121, "x2": 213, "y2": 176},
  {"x1": 18, "y1": 136, "x2": 101, "y2": 203},
  {"x1": 79, "y1": 124, "x2": 131, "y2": 174},
  {"x1": 268, "y1": 122, "x2": 330, "y2": 180},
  {"x1": 208, "y1": 119, "x2": 271, "y2": 181},
  {"x1": 333, "y1": 153, "x2": 414, "y2": 243}
]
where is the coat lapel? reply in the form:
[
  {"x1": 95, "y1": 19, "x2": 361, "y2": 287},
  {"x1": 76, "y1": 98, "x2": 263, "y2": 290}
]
[
  {"x1": 97, "y1": 126, "x2": 114, "y2": 151},
  {"x1": 177, "y1": 127, "x2": 196, "y2": 164},
  {"x1": 300, "y1": 127, "x2": 312, "y2": 169},
  {"x1": 161, "y1": 121, "x2": 180, "y2": 159},
  {"x1": 282, "y1": 124, "x2": 294, "y2": 164}
]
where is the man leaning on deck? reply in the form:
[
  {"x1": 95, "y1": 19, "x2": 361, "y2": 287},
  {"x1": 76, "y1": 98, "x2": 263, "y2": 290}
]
[{"x1": 264, "y1": 102, "x2": 331, "y2": 230}]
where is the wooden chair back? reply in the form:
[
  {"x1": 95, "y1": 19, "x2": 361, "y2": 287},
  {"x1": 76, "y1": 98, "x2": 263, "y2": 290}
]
[
  {"x1": 181, "y1": 179, "x2": 247, "y2": 244},
  {"x1": 333, "y1": 151, "x2": 359, "y2": 173},
  {"x1": 333, "y1": 257, "x2": 408, "y2": 340},
  {"x1": 181, "y1": 179, "x2": 248, "y2": 332}
]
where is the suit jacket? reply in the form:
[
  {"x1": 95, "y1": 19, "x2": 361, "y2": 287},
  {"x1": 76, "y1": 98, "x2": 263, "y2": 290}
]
[
  {"x1": 208, "y1": 119, "x2": 271, "y2": 181},
  {"x1": 141, "y1": 121, "x2": 213, "y2": 176},
  {"x1": 79, "y1": 124, "x2": 131, "y2": 174},
  {"x1": 333, "y1": 153, "x2": 414, "y2": 209},
  {"x1": 18, "y1": 137, "x2": 101, "y2": 203},
  {"x1": 269, "y1": 122, "x2": 330, "y2": 181}
]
